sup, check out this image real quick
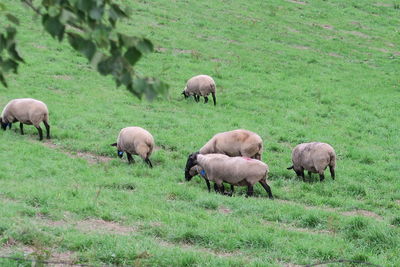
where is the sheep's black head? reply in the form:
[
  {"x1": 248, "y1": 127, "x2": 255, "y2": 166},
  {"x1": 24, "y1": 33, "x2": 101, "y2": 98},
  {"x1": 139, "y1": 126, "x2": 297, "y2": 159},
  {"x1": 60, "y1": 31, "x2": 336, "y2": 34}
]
[
  {"x1": 185, "y1": 152, "x2": 199, "y2": 181},
  {"x1": 0, "y1": 117, "x2": 7, "y2": 131},
  {"x1": 182, "y1": 90, "x2": 189, "y2": 98}
]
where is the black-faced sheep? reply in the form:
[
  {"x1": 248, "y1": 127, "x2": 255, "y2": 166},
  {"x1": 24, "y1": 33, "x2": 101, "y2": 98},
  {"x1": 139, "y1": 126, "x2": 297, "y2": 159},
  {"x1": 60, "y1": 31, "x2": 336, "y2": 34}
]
[
  {"x1": 185, "y1": 152, "x2": 273, "y2": 198},
  {"x1": 111, "y1": 126, "x2": 154, "y2": 167},
  {"x1": 0, "y1": 98, "x2": 50, "y2": 140},
  {"x1": 182, "y1": 75, "x2": 216, "y2": 105},
  {"x1": 287, "y1": 142, "x2": 336, "y2": 182},
  {"x1": 185, "y1": 129, "x2": 264, "y2": 192}
]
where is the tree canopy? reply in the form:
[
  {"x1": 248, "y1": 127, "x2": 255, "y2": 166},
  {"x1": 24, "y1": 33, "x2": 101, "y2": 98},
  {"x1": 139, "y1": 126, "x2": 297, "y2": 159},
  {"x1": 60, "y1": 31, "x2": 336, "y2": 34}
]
[{"x1": 0, "y1": 0, "x2": 168, "y2": 100}]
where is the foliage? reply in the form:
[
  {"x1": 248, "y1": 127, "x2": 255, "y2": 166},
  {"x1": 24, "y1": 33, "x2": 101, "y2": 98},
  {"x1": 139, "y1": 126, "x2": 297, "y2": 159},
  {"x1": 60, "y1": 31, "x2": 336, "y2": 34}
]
[{"x1": 0, "y1": 0, "x2": 168, "y2": 99}]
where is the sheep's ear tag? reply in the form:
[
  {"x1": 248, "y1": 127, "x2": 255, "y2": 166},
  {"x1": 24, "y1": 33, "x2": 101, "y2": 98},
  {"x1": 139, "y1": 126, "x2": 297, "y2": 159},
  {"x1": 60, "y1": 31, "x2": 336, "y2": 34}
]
[
  {"x1": 118, "y1": 151, "x2": 123, "y2": 156},
  {"x1": 200, "y1": 170, "x2": 206, "y2": 176}
]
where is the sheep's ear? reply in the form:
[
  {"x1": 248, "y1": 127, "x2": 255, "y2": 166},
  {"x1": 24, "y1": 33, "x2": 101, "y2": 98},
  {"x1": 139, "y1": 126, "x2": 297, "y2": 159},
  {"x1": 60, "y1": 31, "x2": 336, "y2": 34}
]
[{"x1": 110, "y1": 143, "x2": 117, "y2": 146}]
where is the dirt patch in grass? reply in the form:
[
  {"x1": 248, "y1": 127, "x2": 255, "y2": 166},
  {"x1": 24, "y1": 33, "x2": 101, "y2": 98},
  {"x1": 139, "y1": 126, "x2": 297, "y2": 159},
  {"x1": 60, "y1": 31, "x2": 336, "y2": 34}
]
[
  {"x1": 343, "y1": 30, "x2": 371, "y2": 39},
  {"x1": 292, "y1": 45, "x2": 310, "y2": 50},
  {"x1": 38, "y1": 215, "x2": 136, "y2": 236},
  {"x1": 374, "y1": 2, "x2": 392, "y2": 7},
  {"x1": 321, "y1": 24, "x2": 334, "y2": 30},
  {"x1": 75, "y1": 219, "x2": 137, "y2": 235},
  {"x1": 173, "y1": 48, "x2": 194, "y2": 54},
  {"x1": 218, "y1": 206, "x2": 232, "y2": 214},
  {"x1": 396, "y1": 200, "x2": 400, "y2": 205},
  {"x1": 155, "y1": 47, "x2": 168, "y2": 53},
  {"x1": 328, "y1": 52, "x2": 343, "y2": 58},
  {"x1": 157, "y1": 239, "x2": 241, "y2": 258},
  {"x1": 286, "y1": 0, "x2": 307, "y2": 4},
  {"x1": 53, "y1": 75, "x2": 72, "y2": 80},
  {"x1": 0, "y1": 242, "x2": 77, "y2": 266},
  {"x1": 262, "y1": 220, "x2": 333, "y2": 235},
  {"x1": 41, "y1": 141, "x2": 113, "y2": 164},
  {"x1": 341, "y1": 210, "x2": 383, "y2": 220}
]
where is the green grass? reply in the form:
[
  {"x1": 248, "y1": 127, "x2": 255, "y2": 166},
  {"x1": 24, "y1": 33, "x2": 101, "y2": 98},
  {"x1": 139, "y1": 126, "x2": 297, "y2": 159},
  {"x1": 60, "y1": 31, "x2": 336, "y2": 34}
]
[{"x1": 1, "y1": 0, "x2": 399, "y2": 266}]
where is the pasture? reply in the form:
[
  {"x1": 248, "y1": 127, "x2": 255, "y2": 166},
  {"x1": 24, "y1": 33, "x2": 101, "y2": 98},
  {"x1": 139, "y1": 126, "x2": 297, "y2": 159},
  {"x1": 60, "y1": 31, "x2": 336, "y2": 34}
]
[{"x1": 0, "y1": 0, "x2": 399, "y2": 266}]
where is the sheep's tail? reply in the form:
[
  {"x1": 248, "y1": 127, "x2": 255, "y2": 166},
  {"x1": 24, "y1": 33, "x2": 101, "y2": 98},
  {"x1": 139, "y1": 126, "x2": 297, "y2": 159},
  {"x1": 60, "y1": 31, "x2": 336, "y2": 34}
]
[
  {"x1": 287, "y1": 165, "x2": 294, "y2": 170},
  {"x1": 211, "y1": 91, "x2": 216, "y2": 106},
  {"x1": 43, "y1": 112, "x2": 49, "y2": 124},
  {"x1": 110, "y1": 143, "x2": 117, "y2": 146},
  {"x1": 329, "y1": 152, "x2": 336, "y2": 168}
]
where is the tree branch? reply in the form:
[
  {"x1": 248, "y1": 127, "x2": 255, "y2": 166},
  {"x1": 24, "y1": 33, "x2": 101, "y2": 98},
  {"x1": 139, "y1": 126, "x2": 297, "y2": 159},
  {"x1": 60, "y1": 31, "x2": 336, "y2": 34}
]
[{"x1": 22, "y1": 0, "x2": 42, "y2": 16}]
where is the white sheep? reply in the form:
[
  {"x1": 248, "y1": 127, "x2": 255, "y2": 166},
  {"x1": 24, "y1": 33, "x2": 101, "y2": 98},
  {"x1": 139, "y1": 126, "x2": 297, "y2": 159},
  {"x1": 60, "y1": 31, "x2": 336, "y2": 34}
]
[
  {"x1": 0, "y1": 98, "x2": 50, "y2": 140},
  {"x1": 185, "y1": 152, "x2": 273, "y2": 198},
  {"x1": 182, "y1": 75, "x2": 216, "y2": 105},
  {"x1": 287, "y1": 142, "x2": 336, "y2": 182},
  {"x1": 111, "y1": 126, "x2": 154, "y2": 167},
  {"x1": 185, "y1": 129, "x2": 264, "y2": 193}
]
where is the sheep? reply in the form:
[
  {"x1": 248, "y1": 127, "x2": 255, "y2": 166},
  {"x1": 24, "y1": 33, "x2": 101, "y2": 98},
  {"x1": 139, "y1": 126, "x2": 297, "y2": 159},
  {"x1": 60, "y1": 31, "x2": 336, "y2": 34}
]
[
  {"x1": 181, "y1": 75, "x2": 216, "y2": 105},
  {"x1": 287, "y1": 142, "x2": 336, "y2": 182},
  {"x1": 110, "y1": 126, "x2": 154, "y2": 168},
  {"x1": 186, "y1": 153, "x2": 235, "y2": 194},
  {"x1": 185, "y1": 152, "x2": 273, "y2": 198},
  {"x1": 199, "y1": 129, "x2": 263, "y2": 160},
  {"x1": 0, "y1": 98, "x2": 50, "y2": 140},
  {"x1": 185, "y1": 129, "x2": 263, "y2": 192}
]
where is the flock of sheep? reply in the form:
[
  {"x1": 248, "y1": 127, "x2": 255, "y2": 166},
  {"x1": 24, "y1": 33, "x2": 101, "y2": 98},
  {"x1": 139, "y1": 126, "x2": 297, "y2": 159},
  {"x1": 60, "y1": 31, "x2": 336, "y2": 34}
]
[{"x1": 0, "y1": 74, "x2": 336, "y2": 199}]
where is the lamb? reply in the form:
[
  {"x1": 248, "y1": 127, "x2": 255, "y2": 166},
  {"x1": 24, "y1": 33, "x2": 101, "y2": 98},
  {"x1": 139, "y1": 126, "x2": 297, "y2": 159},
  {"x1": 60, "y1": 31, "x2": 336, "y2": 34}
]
[
  {"x1": 185, "y1": 129, "x2": 263, "y2": 192},
  {"x1": 0, "y1": 98, "x2": 50, "y2": 140},
  {"x1": 182, "y1": 75, "x2": 216, "y2": 105},
  {"x1": 287, "y1": 142, "x2": 336, "y2": 182},
  {"x1": 185, "y1": 152, "x2": 273, "y2": 198},
  {"x1": 111, "y1": 126, "x2": 154, "y2": 168}
]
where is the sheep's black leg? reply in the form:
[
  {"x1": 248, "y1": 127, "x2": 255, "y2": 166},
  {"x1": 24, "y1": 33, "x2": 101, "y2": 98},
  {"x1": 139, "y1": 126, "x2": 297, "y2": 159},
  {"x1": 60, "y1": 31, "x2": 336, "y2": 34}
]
[
  {"x1": 259, "y1": 180, "x2": 274, "y2": 199},
  {"x1": 194, "y1": 95, "x2": 200, "y2": 102},
  {"x1": 211, "y1": 92, "x2": 216, "y2": 106},
  {"x1": 329, "y1": 166, "x2": 335, "y2": 180},
  {"x1": 145, "y1": 158, "x2": 153, "y2": 168},
  {"x1": 219, "y1": 183, "x2": 225, "y2": 195},
  {"x1": 213, "y1": 183, "x2": 219, "y2": 193},
  {"x1": 246, "y1": 184, "x2": 254, "y2": 197},
  {"x1": 229, "y1": 184, "x2": 234, "y2": 196},
  {"x1": 204, "y1": 96, "x2": 208, "y2": 103},
  {"x1": 8, "y1": 123, "x2": 12, "y2": 129},
  {"x1": 35, "y1": 126, "x2": 43, "y2": 140},
  {"x1": 204, "y1": 178, "x2": 211, "y2": 192},
  {"x1": 319, "y1": 173, "x2": 325, "y2": 182},
  {"x1": 308, "y1": 171, "x2": 312, "y2": 179},
  {"x1": 297, "y1": 170, "x2": 305, "y2": 182},
  {"x1": 20, "y1": 123, "x2": 24, "y2": 135},
  {"x1": 44, "y1": 121, "x2": 50, "y2": 139},
  {"x1": 127, "y1": 153, "x2": 134, "y2": 164}
]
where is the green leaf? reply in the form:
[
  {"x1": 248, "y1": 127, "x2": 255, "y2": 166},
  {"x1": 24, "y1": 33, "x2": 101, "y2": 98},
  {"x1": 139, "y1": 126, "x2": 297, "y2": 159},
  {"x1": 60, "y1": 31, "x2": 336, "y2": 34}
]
[
  {"x1": 0, "y1": 34, "x2": 5, "y2": 52},
  {"x1": 48, "y1": 6, "x2": 60, "y2": 17},
  {"x1": 59, "y1": 9, "x2": 77, "y2": 24},
  {"x1": 0, "y1": 59, "x2": 18, "y2": 73},
  {"x1": 6, "y1": 14, "x2": 20, "y2": 25},
  {"x1": 137, "y1": 38, "x2": 153, "y2": 53},
  {"x1": 110, "y1": 4, "x2": 128, "y2": 18},
  {"x1": 124, "y1": 46, "x2": 142, "y2": 65},
  {"x1": 0, "y1": 72, "x2": 8, "y2": 87},
  {"x1": 76, "y1": 0, "x2": 95, "y2": 12},
  {"x1": 8, "y1": 44, "x2": 24, "y2": 62},
  {"x1": 42, "y1": 15, "x2": 65, "y2": 41},
  {"x1": 89, "y1": 6, "x2": 104, "y2": 20},
  {"x1": 67, "y1": 33, "x2": 96, "y2": 60}
]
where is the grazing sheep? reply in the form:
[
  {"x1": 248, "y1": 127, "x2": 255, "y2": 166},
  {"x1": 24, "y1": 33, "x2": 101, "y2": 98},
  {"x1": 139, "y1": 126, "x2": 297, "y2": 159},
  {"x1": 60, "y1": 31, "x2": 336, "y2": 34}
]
[
  {"x1": 185, "y1": 152, "x2": 273, "y2": 198},
  {"x1": 182, "y1": 75, "x2": 216, "y2": 105},
  {"x1": 200, "y1": 129, "x2": 263, "y2": 160},
  {"x1": 186, "y1": 154, "x2": 234, "y2": 194},
  {"x1": 0, "y1": 98, "x2": 50, "y2": 140},
  {"x1": 287, "y1": 142, "x2": 336, "y2": 182},
  {"x1": 111, "y1": 126, "x2": 154, "y2": 168},
  {"x1": 186, "y1": 129, "x2": 263, "y2": 192}
]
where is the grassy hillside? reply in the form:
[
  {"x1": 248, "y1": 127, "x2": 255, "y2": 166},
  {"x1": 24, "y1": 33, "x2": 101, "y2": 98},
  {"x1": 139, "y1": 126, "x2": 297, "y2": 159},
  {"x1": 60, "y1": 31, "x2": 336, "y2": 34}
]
[{"x1": 1, "y1": 0, "x2": 399, "y2": 266}]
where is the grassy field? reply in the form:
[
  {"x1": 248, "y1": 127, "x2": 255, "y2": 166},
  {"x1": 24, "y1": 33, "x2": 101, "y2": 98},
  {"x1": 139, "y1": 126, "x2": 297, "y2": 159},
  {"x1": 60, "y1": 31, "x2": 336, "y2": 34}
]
[{"x1": 0, "y1": 0, "x2": 399, "y2": 266}]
